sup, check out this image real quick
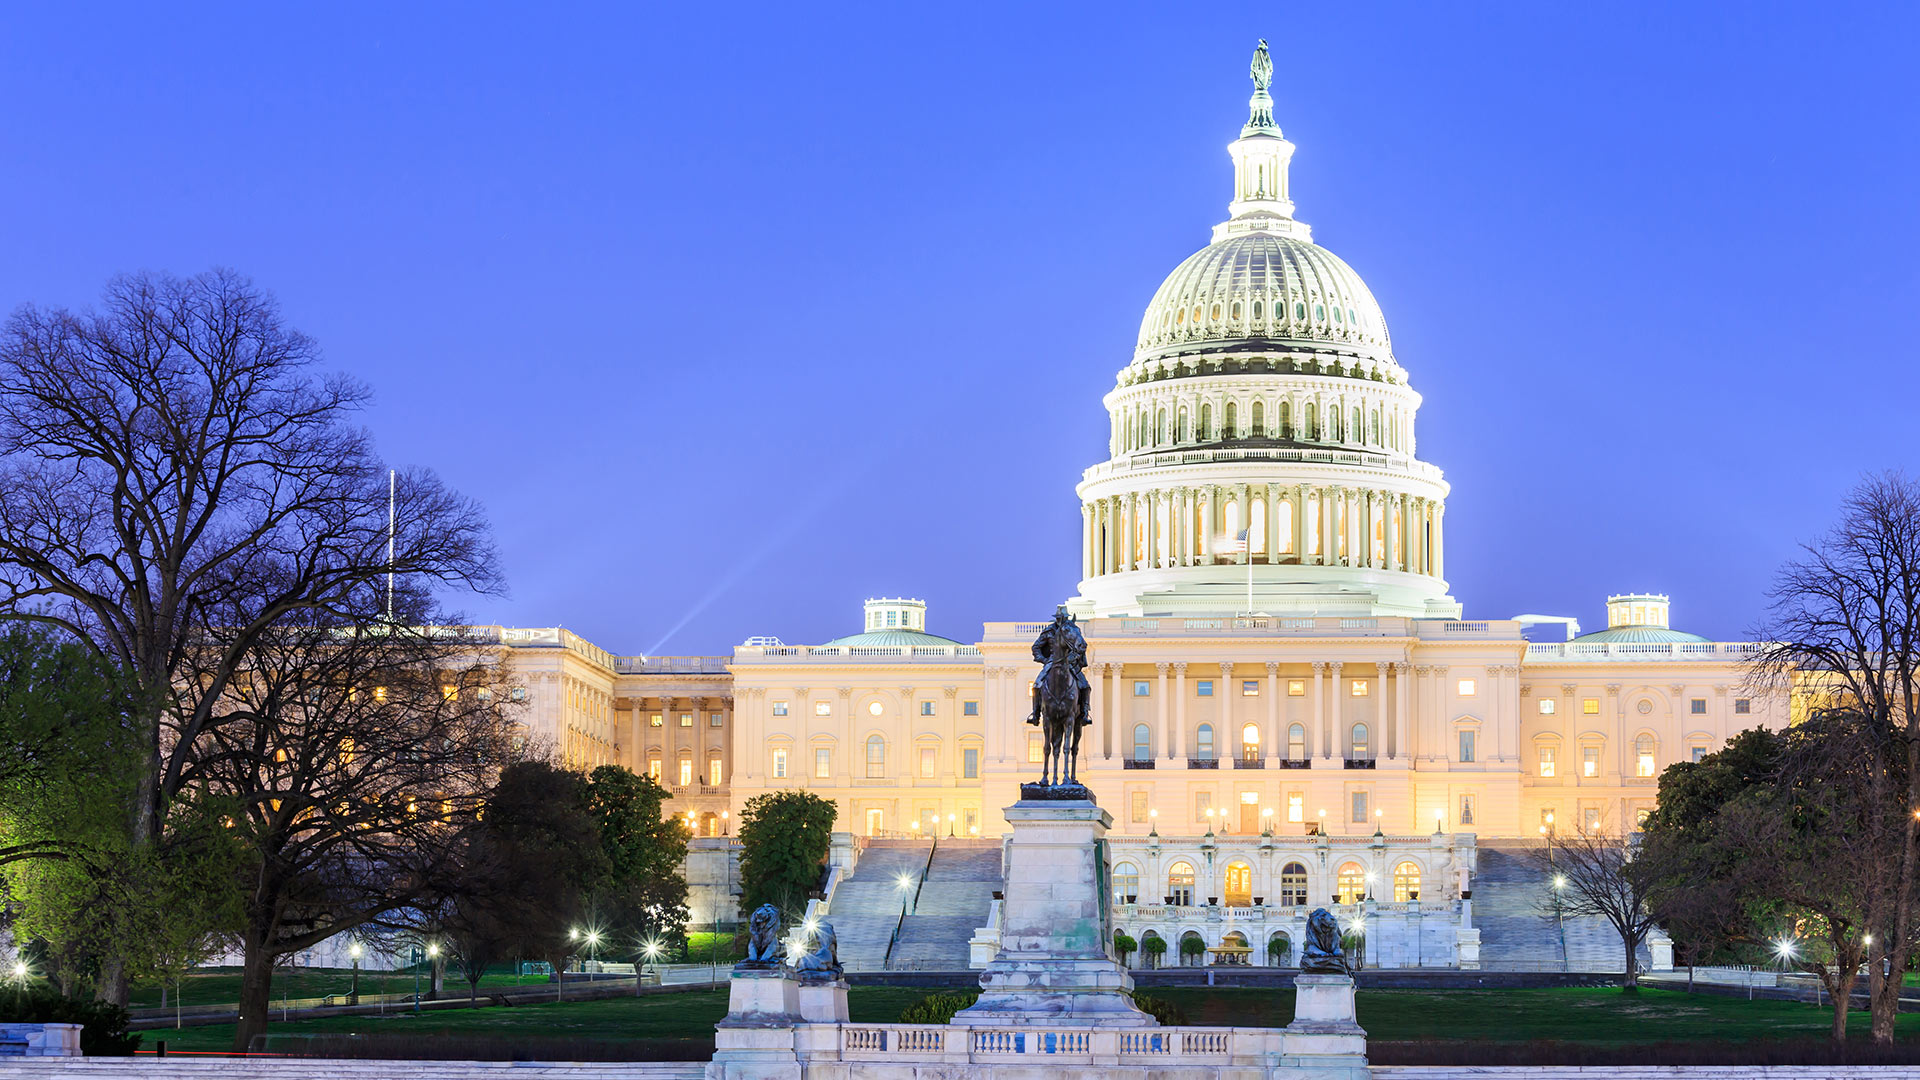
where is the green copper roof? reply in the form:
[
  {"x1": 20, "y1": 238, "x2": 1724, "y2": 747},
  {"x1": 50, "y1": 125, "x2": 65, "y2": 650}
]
[
  {"x1": 1569, "y1": 626, "x2": 1710, "y2": 644},
  {"x1": 818, "y1": 628, "x2": 966, "y2": 649}
]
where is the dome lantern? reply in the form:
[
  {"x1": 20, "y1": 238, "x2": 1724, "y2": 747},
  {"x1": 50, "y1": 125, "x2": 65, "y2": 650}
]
[{"x1": 1218, "y1": 39, "x2": 1305, "y2": 244}]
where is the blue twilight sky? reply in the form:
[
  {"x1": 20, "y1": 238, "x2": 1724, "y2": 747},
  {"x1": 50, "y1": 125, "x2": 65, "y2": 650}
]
[{"x1": 3, "y1": 3, "x2": 1917, "y2": 655}]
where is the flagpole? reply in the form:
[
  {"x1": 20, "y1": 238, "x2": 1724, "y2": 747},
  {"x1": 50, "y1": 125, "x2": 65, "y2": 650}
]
[{"x1": 386, "y1": 468, "x2": 396, "y2": 622}]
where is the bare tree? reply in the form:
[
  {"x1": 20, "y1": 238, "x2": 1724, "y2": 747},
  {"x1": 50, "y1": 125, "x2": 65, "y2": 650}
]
[
  {"x1": 179, "y1": 577, "x2": 517, "y2": 1052},
  {"x1": 1529, "y1": 824, "x2": 1662, "y2": 988},
  {"x1": 0, "y1": 270, "x2": 498, "y2": 999},
  {"x1": 1752, "y1": 473, "x2": 1920, "y2": 1044}
]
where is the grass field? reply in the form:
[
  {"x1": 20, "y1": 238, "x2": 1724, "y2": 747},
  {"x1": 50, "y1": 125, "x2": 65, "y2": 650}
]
[
  {"x1": 129, "y1": 967, "x2": 551, "y2": 1009},
  {"x1": 138, "y1": 984, "x2": 1918, "y2": 1055}
]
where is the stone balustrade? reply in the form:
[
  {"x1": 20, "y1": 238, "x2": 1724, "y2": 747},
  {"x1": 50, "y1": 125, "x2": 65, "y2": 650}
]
[{"x1": 824, "y1": 1022, "x2": 1293, "y2": 1066}]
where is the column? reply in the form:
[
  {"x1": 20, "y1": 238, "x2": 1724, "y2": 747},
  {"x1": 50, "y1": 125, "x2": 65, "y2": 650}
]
[
  {"x1": 1236, "y1": 483, "x2": 1251, "y2": 564},
  {"x1": 1309, "y1": 661, "x2": 1326, "y2": 760},
  {"x1": 837, "y1": 687, "x2": 853, "y2": 782},
  {"x1": 1082, "y1": 504, "x2": 1095, "y2": 579},
  {"x1": 1292, "y1": 484, "x2": 1308, "y2": 564},
  {"x1": 1329, "y1": 661, "x2": 1345, "y2": 759},
  {"x1": 1399, "y1": 492, "x2": 1413, "y2": 572},
  {"x1": 1181, "y1": 488, "x2": 1196, "y2": 566},
  {"x1": 1156, "y1": 662, "x2": 1172, "y2": 760},
  {"x1": 1089, "y1": 664, "x2": 1107, "y2": 761},
  {"x1": 1432, "y1": 503, "x2": 1446, "y2": 581},
  {"x1": 1265, "y1": 661, "x2": 1281, "y2": 762},
  {"x1": 984, "y1": 669, "x2": 1002, "y2": 764},
  {"x1": 1111, "y1": 664, "x2": 1125, "y2": 761},
  {"x1": 1198, "y1": 487, "x2": 1213, "y2": 562},
  {"x1": 1393, "y1": 661, "x2": 1411, "y2": 765},
  {"x1": 1376, "y1": 662, "x2": 1393, "y2": 761},
  {"x1": 1381, "y1": 492, "x2": 1396, "y2": 571},
  {"x1": 1173, "y1": 662, "x2": 1189, "y2": 761},
  {"x1": 1266, "y1": 483, "x2": 1281, "y2": 564}
]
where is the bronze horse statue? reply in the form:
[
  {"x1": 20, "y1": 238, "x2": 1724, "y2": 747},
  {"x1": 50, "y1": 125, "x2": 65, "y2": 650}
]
[{"x1": 1028, "y1": 607, "x2": 1091, "y2": 789}]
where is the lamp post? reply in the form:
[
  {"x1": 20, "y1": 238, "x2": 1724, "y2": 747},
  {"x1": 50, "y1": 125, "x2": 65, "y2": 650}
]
[
  {"x1": 1316, "y1": 808, "x2": 1327, "y2": 836},
  {"x1": 1261, "y1": 806, "x2": 1274, "y2": 836},
  {"x1": 10, "y1": 960, "x2": 27, "y2": 1009},
  {"x1": 1373, "y1": 807, "x2": 1384, "y2": 837},
  {"x1": 1148, "y1": 808, "x2": 1158, "y2": 837},
  {"x1": 721, "y1": 810, "x2": 729, "y2": 836},
  {"x1": 948, "y1": 813, "x2": 956, "y2": 838},
  {"x1": 348, "y1": 942, "x2": 362, "y2": 1005}
]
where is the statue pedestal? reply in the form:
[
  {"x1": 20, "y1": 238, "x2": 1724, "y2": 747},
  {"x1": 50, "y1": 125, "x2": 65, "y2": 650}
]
[
  {"x1": 953, "y1": 799, "x2": 1154, "y2": 1027},
  {"x1": 719, "y1": 967, "x2": 800, "y2": 1024},
  {"x1": 796, "y1": 977, "x2": 849, "y2": 1023},
  {"x1": 1281, "y1": 974, "x2": 1368, "y2": 1077},
  {"x1": 710, "y1": 969, "x2": 804, "y2": 1080}
]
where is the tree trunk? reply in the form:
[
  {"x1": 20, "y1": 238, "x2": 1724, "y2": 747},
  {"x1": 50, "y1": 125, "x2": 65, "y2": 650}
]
[
  {"x1": 1621, "y1": 934, "x2": 1640, "y2": 989},
  {"x1": 1830, "y1": 966, "x2": 1856, "y2": 1042},
  {"x1": 93, "y1": 956, "x2": 129, "y2": 1007},
  {"x1": 232, "y1": 932, "x2": 278, "y2": 1053}
]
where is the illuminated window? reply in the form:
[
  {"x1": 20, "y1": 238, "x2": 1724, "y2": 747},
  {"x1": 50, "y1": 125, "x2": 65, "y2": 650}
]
[
  {"x1": 772, "y1": 749, "x2": 787, "y2": 778},
  {"x1": 814, "y1": 701, "x2": 831, "y2": 717},
  {"x1": 1196, "y1": 680, "x2": 1213, "y2": 697},
  {"x1": 1241, "y1": 723, "x2": 1260, "y2": 761},
  {"x1": 709, "y1": 758, "x2": 722, "y2": 786},
  {"x1": 1288, "y1": 791, "x2": 1303, "y2": 823},
  {"x1": 772, "y1": 702, "x2": 788, "y2": 716},
  {"x1": 1281, "y1": 861, "x2": 1309, "y2": 906},
  {"x1": 510, "y1": 687, "x2": 527, "y2": 702},
  {"x1": 1636, "y1": 806, "x2": 1653, "y2": 828},
  {"x1": 1351, "y1": 790, "x2": 1369, "y2": 823},
  {"x1": 647, "y1": 756, "x2": 661, "y2": 781},
  {"x1": 1458, "y1": 730, "x2": 1475, "y2": 763},
  {"x1": 963, "y1": 747, "x2": 979, "y2": 778},
  {"x1": 866, "y1": 735, "x2": 886, "y2": 778},
  {"x1": 1583, "y1": 745, "x2": 1599, "y2": 777},
  {"x1": 1583, "y1": 806, "x2": 1601, "y2": 832},
  {"x1": 920, "y1": 701, "x2": 935, "y2": 716},
  {"x1": 1582, "y1": 698, "x2": 1599, "y2": 715},
  {"x1": 441, "y1": 684, "x2": 457, "y2": 702},
  {"x1": 1288, "y1": 723, "x2": 1306, "y2": 760},
  {"x1": 1538, "y1": 698, "x2": 1556, "y2": 716},
  {"x1": 1288, "y1": 680, "x2": 1305, "y2": 696},
  {"x1": 1538, "y1": 746, "x2": 1555, "y2": 777},
  {"x1": 1457, "y1": 678, "x2": 1476, "y2": 697},
  {"x1": 1350, "y1": 723, "x2": 1369, "y2": 758},
  {"x1": 963, "y1": 701, "x2": 979, "y2": 716},
  {"x1": 1027, "y1": 733, "x2": 1043, "y2": 763},
  {"x1": 1393, "y1": 861, "x2": 1421, "y2": 902},
  {"x1": 1242, "y1": 680, "x2": 1259, "y2": 696},
  {"x1": 1113, "y1": 861, "x2": 1140, "y2": 903},
  {"x1": 1636, "y1": 734, "x2": 1656, "y2": 777},
  {"x1": 1335, "y1": 862, "x2": 1365, "y2": 904},
  {"x1": 679, "y1": 714, "x2": 693, "y2": 728},
  {"x1": 1734, "y1": 698, "x2": 1751, "y2": 715},
  {"x1": 373, "y1": 686, "x2": 387, "y2": 704},
  {"x1": 919, "y1": 747, "x2": 936, "y2": 778},
  {"x1": 1167, "y1": 861, "x2": 1196, "y2": 906},
  {"x1": 814, "y1": 748, "x2": 831, "y2": 778},
  {"x1": 710, "y1": 712, "x2": 724, "y2": 727},
  {"x1": 678, "y1": 758, "x2": 693, "y2": 787},
  {"x1": 1350, "y1": 680, "x2": 1369, "y2": 697}
]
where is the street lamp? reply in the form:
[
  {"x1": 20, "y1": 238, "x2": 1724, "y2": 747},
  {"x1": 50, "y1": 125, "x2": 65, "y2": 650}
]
[
  {"x1": 1434, "y1": 809, "x2": 1444, "y2": 834},
  {"x1": 348, "y1": 941, "x2": 362, "y2": 1004},
  {"x1": 1148, "y1": 808, "x2": 1158, "y2": 837},
  {"x1": 1373, "y1": 808, "x2": 1384, "y2": 837},
  {"x1": 948, "y1": 813, "x2": 956, "y2": 838},
  {"x1": 1261, "y1": 807, "x2": 1274, "y2": 836},
  {"x1": 1316, "y1": 808, "x2": 1327, "y2": 836},
  {"x1": 641, "y1": 940, "x2": 662, "y2": 995},
  {"x1": 721, "y1": 810, "x2": 729, "y2": 836},
  {"x1": 1205, "y1": 807, "x2": 1216, "y2": 838}
]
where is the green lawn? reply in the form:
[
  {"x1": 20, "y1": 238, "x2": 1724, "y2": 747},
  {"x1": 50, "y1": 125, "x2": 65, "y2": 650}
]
[
  {"x1": 129, "y1": 967, "x2": 550, "y2": 1009},
  {"x1": 138, "y1": 984, "x2": 1917, "y2": 1056}
]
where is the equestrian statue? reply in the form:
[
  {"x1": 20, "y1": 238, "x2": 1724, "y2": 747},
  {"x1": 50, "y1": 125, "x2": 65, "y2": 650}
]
[{"x1": 1025, "y1": 605, "x2": 1092, "y2": 793}]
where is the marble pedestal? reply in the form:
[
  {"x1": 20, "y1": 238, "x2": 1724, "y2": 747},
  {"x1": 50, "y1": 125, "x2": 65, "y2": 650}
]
[
  {"x1": 953, "y1": 798, "x2": 1154, "y2": 1027},
  {"x1": 1280, "y1": 974, "x2": 1368, "y2": 1079},
  {"x1": 796, "y1": 977, "x2": 849, "y2": 1023}
]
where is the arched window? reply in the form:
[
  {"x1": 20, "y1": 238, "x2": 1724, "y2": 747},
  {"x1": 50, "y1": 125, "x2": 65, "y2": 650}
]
[
  {"x1": 1372, "y1": 512, "x2": 1386, "y2": 563},
  {"x1": 1140, "y1": 929, "x2": 1164, "y2": 969},
  {"x1": 1252, "y1": 300, "x2": 1263, "y2": 319},
  {"x1": 865, "y1": 734, "x2": 886, "y2": 778},
  {"x1": 1288, "y1": 723, "x2": 1306, "y2": 761},
  {"x1": 1223, "y1": 501, "x2": 1242, "y2": 554},
  {"x1": 1176, "y1": 407, "x2": 1188, "y2": 442},
  {"x1": 1113, "y1": 861, "x2": 1141, "y2": 904},
  {"x1": 1295, "y1": 302, "x2": 1307, "y2": 320},
  {"x1": 1166, "y1": 861, "x2": 1196, "y2": 906},
  {"x1": 1636, "y1": 733, "x2": 1656, "y2": 777},
  {"x1": 1196, "y1": 723, "x2": 1215, "y2": 761},
  {"x1": 1370, "y1": 409, "x2": 1380, "y2": 445},
  {"x1": 1249, "y1": 498, "x2": 1267, "y2": 554},
  {"x1": 1303, "y1": 401, "x2": 1317, "y2": 440},
  {"x1": 1277, "y1": 498, "x2": 1295, "y2": 554},
  {"x1": 1179, "y1": 930, "x2": 1206, "y2": 967},
  {"x1": 701, "y1": 811, "x2": 719, "y2": 837},
  {"x1": 1336, "y1": 861, "x2": 1366, "y2": 904},
  {"x1": 1350, "y1": 407, "x2": 1362, "y2": 443},
  {"x1": 1278, "y1": 399, "x2": 1291, "y2": 439},
  {"x1": 1132, "y1": 723, "x2": 1151, "y2": 762},
  {"x1": 1199, "y1": 402, "x2": 1212, "y2": 441},
  {"x1": 1350, "y1": 723, "x2": 1369, "y2": 758},
  {"x1": 1393, "y1": 861, "x2": 1421, "y2": 902},
  {"x1": 1156, "y1": 409, "x2": 1168, "y2": 444},
  {"x1": 1251, "y1": 400, "x2": 1264, "y2": 435},
  {"x1": 1224, "y1": 861, "x2": 1253, "y2": 907},
  {"x1": 1225, "y1": 401, "x2": 1238, "y2": 438},
  {"x1": 1241, "y1": 723, "x2": 1260, "y2": 762},
  {"x1": 1268, "y1": 931, "x2": 1292, "y2": 967},
  {"x1": 1280, "y1": 862, "x2": 1309, "y2": 907}
]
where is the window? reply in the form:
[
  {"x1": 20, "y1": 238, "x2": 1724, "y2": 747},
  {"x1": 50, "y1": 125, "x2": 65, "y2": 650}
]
[
  {"x1": 1636, "y1": 734, "x2": 1656, "y2": 777},
  {"x1": 1195, "y1": 790, "x2": 1213, "y2": 823},
  {"x1": 772, "y1": 748, "x2": 788, "y2": 779},
  {"x1": 1690, "y1": 698, "x2": 1707, "y2": 715},
  {"x1": 647, "y1": 756, "x2": 661, "y2": 781},
  {"x1": 679, "y1": 713, "x2": 693, "y2": 728},
  {"x1": 649, "y1": 713, "x2": 663, "y2": 727},
  {"x1": 1350, "y1": 722, "x2": 1369, "y2": 758},
  {"x1": 510, "y1": 687, "x2": 527, "y2": 702},
  {"x1": 1281, "y1": 862, "x2": 1309, "y2": 907},
  {"x1": 710, "y1": 712, "x2": 724, "y2": 727},
  {"x1": 1734, "y1": 698, "x2": 1751, "y2": 715},
  {"x1": 1288, "y1": 791, "x2": 1303, "y2": 823},
  {"x1": 1028, "y1": 733, "x2": 1043, "y2": 763},
  {"x1": 1457, "y1": 678, "x2": 1477, "y2": 697},
  {"x1": 1196, "y1": 680, "x2": 1214, "y2": 697},
  {"x1": 866, "y1": 735, "x2": 886, "y2": 778},
  {"x1": 1224, "y1": 861, "x2": 1252, "y2": 907},
  {"x1": 1288, "y1": 679, "x2": 1305, "y2": 696},
  {"x1": 1167, "y1": 861, "x2": 1196, "y2": 906},
  {"x1": 1288, "y1": 723, "x2": 1306, "y2": 760},
  {"x1": 814, "y1": 701, "x2": 832, "y2": 717},
  {"x1": 1691, "y1": 745, "x2": 1707, "y2": 763},
  {"x1": 1393, "y1": 861, "x2": 1421, "y2": 902},
  {"x1": 815, "y1": 748, "x2": 831, "y2": 779},
  {"x1": 1583, "y1": 806, "x2": 1602, "y2": 832},
  {"x1": 1458, "y1": 730, "x2": 1476, "y2": 763},
  {"x1": 709, "y1": 757, "x2": 723, "y2": 785},
  {"x1": 1130, "y1": 790, "x2": 1149, "y2": 824},
  {"x1": 679, "y1": 758, "x2": 693, "y2": 787},
  {"x1": 963, "y1": 701, "x2": 979, "y2": 716},
  {"x1": 1351, "y1": 790, "x2": 1369, "y2": 823},
  {"x1": 865, "y1": 808, "x2": 883, "y2": 837},
  {"x1": 1583, "y1": 745, "x2": 1599, "y2": 777},
  {"x1": 1243, "y1": 680, "x2": 1260, "y2": 697},
  {"x1": 1241, "y1": 723, "x2": 1260, "y2": 761},
  {"x1": 1133, "y1": 723, "x2": 1151, "y2": 761},
  {"x1": 1350, "y1": 680, "x2": 1369, "y2": 697},
  {"x1": 963, "y1": 747, "x2": 979, "y2": 778},
  {"x1": 1113, "y1": 861, "x2": 1140, "y2": 904},
  {"x1": 1459, "y1": 794, "x2": 1475, "y2": 826},
  {"x1": 914, "y1": 746, "x2": 935, "y2": 778},
  {"x1": 1134, "y1": 681, "x2": 1151, "y2": 697},
  {"x1": 1538, "y1": 745, "x2": 1556, "y2": 777},
  {"x1": 1538, "y1": 698, "x2": 1556, "y2": 716},
  {"x1": 920, "y1": 701, "x2": 935, "y2": 716},
  {"x1": 1582, "y1": 698, "x2": 1599, "y2": 715},
  {"x1": 1196, "y1": 724, "x2": 1215, "y2": 760},
  {"x1": 772, "y1": 701, "x2": 789, "y2": 717},
  {"x1": 1335, "y1": 862, "x2": 1365, "y2": 904}
]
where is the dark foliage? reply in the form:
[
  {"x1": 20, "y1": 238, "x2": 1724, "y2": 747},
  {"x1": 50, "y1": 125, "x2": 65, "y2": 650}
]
[
  {"x1": 896, "y1": 990, "x2": 979, "y2": 1025},
  {"x1": 736, "y1": 790, "x2": 836, "y2": 919},
  {"x1": 1370, "y1": 1038, "x2": 1920, "y2": 1066},
  {"x1": 0, "y1": 988, "x2": 141, "y2": 1056}
]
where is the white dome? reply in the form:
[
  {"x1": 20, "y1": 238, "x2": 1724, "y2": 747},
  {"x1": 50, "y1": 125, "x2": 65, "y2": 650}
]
[{"x1": 1134, "y1": 233, "x2": 1391, "y2": 363}]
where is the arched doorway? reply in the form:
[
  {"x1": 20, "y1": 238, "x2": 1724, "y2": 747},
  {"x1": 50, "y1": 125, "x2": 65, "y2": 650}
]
[
  {"x1": 1166, "y1": 861, "x2": 1195, "y2": 906},
  {"x1": 1224, "y1": 861, "x2": 1253, "y2": 907}
]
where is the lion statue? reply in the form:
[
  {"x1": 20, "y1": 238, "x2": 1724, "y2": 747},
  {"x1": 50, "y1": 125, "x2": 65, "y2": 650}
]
[
  {"x1": 737, "y1": 903, "x2": 783, "y2": 970},
  {"x1": 794, "y1": 920, "x2": 843, "y2": 981},
  {"x1": 1298, "y1": 907, "x2": 1351, "y2": 975}
]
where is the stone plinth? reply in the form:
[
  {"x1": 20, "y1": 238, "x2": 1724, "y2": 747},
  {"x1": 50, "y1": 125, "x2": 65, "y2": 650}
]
[
  {"x1": 720, "y1": 968, "x2": 800, "y2": 1025},
  {"x1": 796, "y1": 978, "x2": 849, "y2": 1023},
  {"x1": 1281, "y1": 974, "x2": 1368, "y2": 1078},
  {"x1": 954, "y1": 799, "x2": 1154, "y2": 1027},
  {"x1": 709, "y1": 970, "x2": 804, "y2": 1080}
]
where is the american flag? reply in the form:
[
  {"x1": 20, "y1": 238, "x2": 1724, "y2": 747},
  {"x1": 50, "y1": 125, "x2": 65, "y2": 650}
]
[{"x1": 1217, "y1": 528, "x2": 1249, "y2": 554}]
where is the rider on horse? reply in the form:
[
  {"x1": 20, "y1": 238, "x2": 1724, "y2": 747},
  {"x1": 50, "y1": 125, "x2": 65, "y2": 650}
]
[{"x1": 1027, "y1": 605, "x2": 1091, "y2": 731}]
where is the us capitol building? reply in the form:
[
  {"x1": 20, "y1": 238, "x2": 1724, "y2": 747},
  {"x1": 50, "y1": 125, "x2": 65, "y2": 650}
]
[{"x1": 477, "y1": 46, "x2": 1782, "y2": 970}]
